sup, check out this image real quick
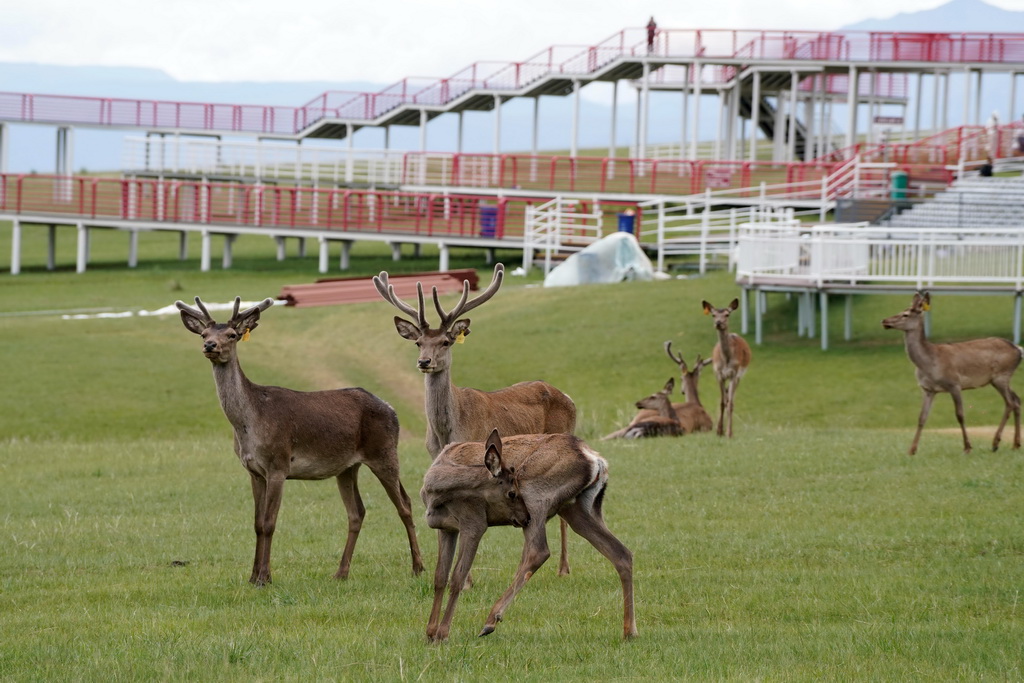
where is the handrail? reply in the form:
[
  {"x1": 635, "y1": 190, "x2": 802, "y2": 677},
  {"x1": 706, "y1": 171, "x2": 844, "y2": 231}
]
[{"x1": 4, "y1": 28, "x2": 1024, "y2": 136}]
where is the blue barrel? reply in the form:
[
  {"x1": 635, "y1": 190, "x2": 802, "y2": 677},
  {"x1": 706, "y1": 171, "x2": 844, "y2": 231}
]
[
  {"x1": 617, "y1": 212, "x2": 635, "y2": 234},
  {"x1": 480, "y1": 206, "x2": 498, "y2": 237}
]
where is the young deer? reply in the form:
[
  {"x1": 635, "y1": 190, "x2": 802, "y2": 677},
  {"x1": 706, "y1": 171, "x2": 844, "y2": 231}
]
[
  {"x1": 176, "y1": 296, "x2": 424, "y2": 585},
  {"x1": 600, "y1": 342, "x2": 712, "y2": 440},
  {"x1": 702, "y1": 298, "x2": 752, "y2": 438},
  {"x1": 623, "y1": 378, "x2": 683, "y2": 438},
  {"x1": 421, "y1": 429, "x2": 636, "y2": 642},
  {"x1": 374, "y1": 263, "x2": 577, "y2": 575},
  {"x1": 882, "y1": 291, "x2": 1022, "y2": 455}
]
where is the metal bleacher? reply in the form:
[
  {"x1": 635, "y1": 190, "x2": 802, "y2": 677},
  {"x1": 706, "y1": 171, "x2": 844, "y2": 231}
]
[{"x1": 883, "y1": 173, "x2": 1024, "y2": 229}]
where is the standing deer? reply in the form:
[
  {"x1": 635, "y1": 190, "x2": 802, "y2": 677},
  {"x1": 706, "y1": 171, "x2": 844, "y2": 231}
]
[
  {"x1": 374, "y1": 263, "x2": 577, "y2": 575},
  {"x1": 882, "y1": 291, "x2": 1022, "y2": 455},
  {"x1": 601, "y1": 342, "x2": 712, "y2": 440},
  {"x1": 702, "y1": 298, "x2": 752, "y2": 437},
  {"x1": 421, "y1": 429, "x2": 636, "y2": 642},
  {"x1": 176, "y1": 296, "x2": 424, "y2": 585},
  {"x1": 624, "y1": 378, "x2": 683, "y2": 438}
]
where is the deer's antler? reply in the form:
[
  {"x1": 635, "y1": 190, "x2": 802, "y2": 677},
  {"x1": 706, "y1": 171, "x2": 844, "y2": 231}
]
[
  {"x1": 435, "y1": 263, "x2": 504, "y2": 330},
  {"x1": 176, "y1": 296, "x2": 216, "y2": 325},
  {"x1": 373, "y1": 271, "x2": 428, "y2": 329},
  {"x1": 664, "y1": 340, "x2": 688, "y2": 371}
]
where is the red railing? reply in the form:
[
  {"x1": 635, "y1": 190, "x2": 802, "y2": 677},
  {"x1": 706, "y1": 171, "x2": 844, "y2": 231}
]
[
  {"x1": 3, "y1": 29, "x2": 1024, "y2": 136},
  {"x1": 0, "y1": 174, "x2": 640, "y2": 240}
]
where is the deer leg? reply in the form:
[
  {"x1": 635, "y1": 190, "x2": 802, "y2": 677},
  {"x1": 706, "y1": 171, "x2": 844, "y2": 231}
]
[
  {"x1": 726, "y1": 377, "x2": 742, "y2": 438},
  {"x1": 333, "y1": 466, "x2": 365, "y2": 580},
  {"x1": 364, "y1": 459, "x2": 425, "y2": 576},
  {"x1": 1013, "y1": 390, "x2": 1021, "y2": 449},
  {"x1": 426, "y1": 529, "x2": 458, "y2": 642},
  {"x1": 909, "y1": 390, "x2": 936, "y2": 456},
  {"x1": 716, "y1": 376, "x2": 728, "y2": 437},
  {"x1": 254, "y1": 472, "x2": 287, "y2": 586},
  {"x1": 249, "y1": 473, "x2": 268, "y2": 585},
  {"x1": 991, "y1": 381, "x2": 1020, "y2": 451},
  {"x1": 557, "y1": 518, "x2": 571, "y2": 576},
  {"x1": 479, "y1": 522, "x2": 551, "y2": 637},
  {"x1": 559, "y1": 502, "x2": 637, "y2": 640},
  {"x1": 433, "y1": 524, "x2": 486, "y2": 643},
  {"x1": 949, "y1": 387, "x2": 972, "y2": 454}
]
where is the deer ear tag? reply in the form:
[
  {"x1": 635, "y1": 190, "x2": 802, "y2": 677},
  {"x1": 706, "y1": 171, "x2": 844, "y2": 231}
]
[
  {"x1": 242, "y1": 328, "x2": 251, "y2": 342},
  {"x1": 455, "y1": 330, "x2": 466, "y2": 344},
  {"x1": 921, "y1": 302, "x2": 930, "y2": 312}
]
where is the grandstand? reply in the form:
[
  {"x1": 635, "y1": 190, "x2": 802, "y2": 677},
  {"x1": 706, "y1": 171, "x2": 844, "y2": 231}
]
[{"x1": 3, "y1": 24, "x2": 1024, "y2": 347}]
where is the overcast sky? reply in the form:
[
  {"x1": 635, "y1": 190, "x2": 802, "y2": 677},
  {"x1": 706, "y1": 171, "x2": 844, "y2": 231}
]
[{"x1": 3, "y1": 0, "x2": 1024, "y2": 84}]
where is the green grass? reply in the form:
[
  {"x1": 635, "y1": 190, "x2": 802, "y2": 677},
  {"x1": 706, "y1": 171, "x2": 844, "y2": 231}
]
[{"x1": 2, "y1": 222, "x2": 1023, "y2": 680}]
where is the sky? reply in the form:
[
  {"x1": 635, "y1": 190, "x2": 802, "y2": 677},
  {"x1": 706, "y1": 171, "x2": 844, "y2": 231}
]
[{"x1": 4, "y1": 0, "x2": 1024, "y2": 85}]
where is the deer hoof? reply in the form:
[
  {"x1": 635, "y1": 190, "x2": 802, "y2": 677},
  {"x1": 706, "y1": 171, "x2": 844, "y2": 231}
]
[{"x1": 478, "y1": 624, "x2": 495, "y2": 637}]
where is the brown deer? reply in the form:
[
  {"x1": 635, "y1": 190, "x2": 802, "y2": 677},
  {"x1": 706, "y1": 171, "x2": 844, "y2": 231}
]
[
  {"x1": 664, "y1": 341, "x2": 715, "y2": 434},
  {"x1": 702, "y1": 298, "x2": 752, "y2": 437},
  {"x1": 600, "y1": 343, "x2": 712, "y2": 440},
  {"x1": 374, "y1": 263, "x2": 577, "y2": 575},
  {"x1": 881, "y1": 291, "x2": 1022, "y2": 455},
  {"x1": 176, "y1": 296, "x2": 424, "y2": 585},
  {"x1": 421, "y1": 429, "x2": 636, "y2": 642},
  {"x1": 624, "y1": 378, "x2": 683, "y2": 438}
]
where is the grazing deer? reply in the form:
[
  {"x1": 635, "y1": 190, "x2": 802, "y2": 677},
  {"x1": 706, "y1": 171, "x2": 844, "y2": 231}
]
[
  {"x1": 374, "y1": 263, "x2": 577, "y2": 575},
  {"x1": 421, "y1": 429, "x2": 636, "y2": 642},
  {"x1": 881, "y1": 291, "x2": 1022, "y2": 455},
  {"x1": 176, "y1": 296, "x2": 424, "y2": 585},
  {"x1": 624, "y1": 378, "x2": 683, "y2": 438},
  {"x1": 702, "y1": 299, "x2": 752, "y2": 437},
  {"x1": 601, "y1": 342, "x2": 713, "y2": 440}
]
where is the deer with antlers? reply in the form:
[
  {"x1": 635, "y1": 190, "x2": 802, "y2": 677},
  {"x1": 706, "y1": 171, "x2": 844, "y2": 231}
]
[
  {"x1": 601, "y1": 342, "x2": 712, "y2": 440},
  {"x1": 176, "y1": 296, "x2": 424, "y2": 585},
  {"x1": 702, "y1": 298, "x2": 752, "y2": 438},
  {"x1": 421, "y1": 429, "x2": 636, "y2": 642},
  {"x1": 374, "y1": 263, "x2": 577, "y2": 575},
  {"x1": 882, "y1": 291, "x2": 1022, "y2": 455}
]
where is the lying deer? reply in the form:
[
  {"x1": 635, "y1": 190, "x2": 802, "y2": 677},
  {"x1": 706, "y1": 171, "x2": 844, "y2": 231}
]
[
  {"x1": 421, "y1": 429, "x2": 636, "y2": 642},
  {"x1": 176, "y1": 296, "x2": 424, "y2": 585},
  {"x1": 882, "y1": 291, "x2": 1022, "y2": 455},
  {"x1": 624, "y1": 378, "x2": 683, "y2": 438},
  {"x1": 600, "y1": 343, "x2": 712, "y2": 440},
  {"x1": 702, "y1": 298, "x2": 752, "y2": 437},
  {"x1": 374, "y1": 263, "x2": 577, "y2": 575}
]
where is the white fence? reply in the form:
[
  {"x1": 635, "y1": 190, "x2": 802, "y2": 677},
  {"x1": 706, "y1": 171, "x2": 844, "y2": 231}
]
[
  {"x1": 737, "y1": 224, "x2": 1024, "y2": 290},
  {"x1": 522, "y1": 198, "x2": 604, "y2": 275}
]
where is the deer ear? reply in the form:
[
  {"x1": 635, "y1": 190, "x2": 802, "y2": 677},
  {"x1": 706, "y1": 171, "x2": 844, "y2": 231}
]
[
  {"x1": 729, "y1": 298, "x2": 739, "y2": 311},
  {"x1": 394, "y1": 317, "x2": 422, "y2": 341},
  {"x1": 663, "y1": 377, "x2": 675, "y2": 393},
  {"x1": 701, "y1": 301, "x2": 711, "y2": 315},
  {"x1": 178, "y1": 309, "x2": 210, "y2": 336},
  {"x1": 450, "y1": 319, "x2": 471, "y2": 340},
  {"x1": 483, "y1": 430, "x2": 504, "y2": 478}
]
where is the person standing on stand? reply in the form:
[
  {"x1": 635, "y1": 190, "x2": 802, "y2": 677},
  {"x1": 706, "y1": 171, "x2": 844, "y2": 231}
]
[{"x1": 646, "y1": 17, "x2": 657, "y2": 54}]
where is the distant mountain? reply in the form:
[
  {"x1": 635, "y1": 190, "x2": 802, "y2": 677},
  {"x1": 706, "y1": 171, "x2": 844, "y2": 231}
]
[{"x1": 841, "y1": 0, "x2": 1018, "y2": 32}]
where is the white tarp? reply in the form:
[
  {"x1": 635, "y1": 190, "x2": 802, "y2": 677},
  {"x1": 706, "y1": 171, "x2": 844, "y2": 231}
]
[{"x1": 543, "y1": 232, "x2": 656, "y2": 287}]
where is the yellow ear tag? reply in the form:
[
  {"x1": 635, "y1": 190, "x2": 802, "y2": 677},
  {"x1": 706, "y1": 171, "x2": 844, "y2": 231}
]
[
  {"x1": 921, "y1": 302, "x2": 930, "y2": 312},
  {"x1": 242, "y1": 328, "x2": 251, "y2": 342},
  {"x1": 454, "y1": 330, "x2": 466, "y2": 344}
]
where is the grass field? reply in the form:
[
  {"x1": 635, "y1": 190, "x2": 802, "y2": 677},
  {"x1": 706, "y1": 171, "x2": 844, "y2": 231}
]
[{"x1": 2, "y1": 225, "x2": 1023, "y2": 680}]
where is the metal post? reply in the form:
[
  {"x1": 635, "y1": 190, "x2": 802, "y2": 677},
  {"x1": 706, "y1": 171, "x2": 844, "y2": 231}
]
[
  {"x1": 128, "y1": 230, "x2": 138, "y2": 268},
  {"x1": 47, "y1": 225, "x2": 56, "y2": 271},
  {"x1": 820, "y1": 291, "x2": 829, "y2": 351},
  {"x1": 76, "y1": 223, "x2": 87, "y2": 274},
  {"x1": 10, "y1": 220, "x2": 20, "y2": 275},
  {"x1": 200, "y1": 231, "x2": 211, "y2": 272},
  {"x1": 639, "y1": 65, "x2": 650, "y2": 160},
  {"x1": 749, "y1": 70, "x2": 760, "y2": 162},
  {"x1": 340, "y1": 240, "x2": 352, "y2": 270},
  {"x1": 609, "y1": 82, "x2": 618, "y2": 160},
  {"x1": 846, "y1": 65, "x2": 858, "y2": 151},
  {"x1": 690, "y1": 60, "x2": 701, "y2": 160},
  {"x1": 571, "y1": 80, "x2": 581, "y2": 158},
  {"x1": 318, "y1": 236, "x2": 329, "y2": 274}
]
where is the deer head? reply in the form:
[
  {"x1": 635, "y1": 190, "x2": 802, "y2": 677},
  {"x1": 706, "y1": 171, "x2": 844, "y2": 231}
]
[
  {"x1": 423, "y1": 428, "x2": 531, "y2": 531},
  {"x1": 702, "y1": 298, "x2": 739, "y2": 331},
  {"x1": 635, "y1": 378, "x2": 675, "y2": 412},
  {"x1": 176, "y1": 296, "x2": 276, "y2": 364},
  {"x1": 374, "y1": 264, "x2": 504, "y2": 374},
  {"x1": 665, "y1": 341, "x2": 712, "y2": 400},
  {"x1": 882, "y1": 291, "x2": 930, "y2": 332}
]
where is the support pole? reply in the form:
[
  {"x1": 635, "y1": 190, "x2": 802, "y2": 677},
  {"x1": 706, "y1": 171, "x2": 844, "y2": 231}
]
[
  {"x1": 844, "y1": 295, "x2": 854, "y2": 341},
  {"x1": 76, "y1": 223, "x2": 88, "y2": 274},
  {"x1": 638, "y1": 65, "x2": 650, "y2": 160},
  {"x1": 571, "y1": 80, "x2": 581, "y2": 158},
  {"x1": 318, "y1": 236, "x2": 329, "y2": 274},
  {"x1": 47, "y1": 225, "x2": 56, "y2": 271},
  {"x1": 438, "y1": 242, "x2": 449, "y2": 272},
  {"x1": 200, "y1": 231, "x2": 211, "y2": 272},
  {"x1": 276, "y1": 236, "x2": 286, "y2": 261},
  {"x1": 819, "y1": 291, "x2": 829, "y2": 351},
  {"x1": 10, "y1": 220, "x2": 21, "y2": 275},
  {"x1": 128, "y1": 230, "x2": 139, "y2": 268},
  {"x1": 845, "y1": 66, "x2": 858, "y2": 151},
  {"x1": 391, "y1": 243, "x2": 402, "y2": 261},
  {"x1": 340, "y1": 240, "x2": 352, "y2": 270},
  {"x1": 1014, "y1": 293, "x2": 1022, "y2": 344},
  {"x1": 179, "y1": 232, "x2": 188, "y2": 260},
  {"x1": 749, "y1": 70, "x2": 761, "y2": 161},
  {"x1": 222, "y1": 234, "x2": 235, "y2": 269}
]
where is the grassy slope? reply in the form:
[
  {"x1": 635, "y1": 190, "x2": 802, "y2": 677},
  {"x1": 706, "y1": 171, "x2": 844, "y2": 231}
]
[{"x1": 1, "y1": 226, "x2": 1022, "y2": 680}]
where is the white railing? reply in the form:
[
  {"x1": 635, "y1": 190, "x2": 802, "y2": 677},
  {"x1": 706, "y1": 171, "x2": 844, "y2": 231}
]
[
  {"x1": 522, "y1": 197, "x2": 604, "y2": 275},
  {"x1": 737, "y1": 223, "x2": 1024, "y2": 290},
  {"x1": 122, "y1": 136, "x2": 406, "y2": 186}
]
